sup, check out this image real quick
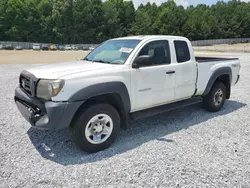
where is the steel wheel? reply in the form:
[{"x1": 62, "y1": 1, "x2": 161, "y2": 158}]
[
  {"x1": 203, "y1": 81, "x2": 227, "y2": 112},
  {"x1": 85, "y1": 114, "x2": 113, "y2": 144},
  {"x1": 70, "y1": 103, "x2": 121, "y2": 153},
  {"x1": 213, "y1": 89, "x2": 223, "y2": 106}
]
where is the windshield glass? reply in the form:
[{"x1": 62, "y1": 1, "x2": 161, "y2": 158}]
[{"x1": 84, "y1": 39, "x2": 141, "y2": 64}]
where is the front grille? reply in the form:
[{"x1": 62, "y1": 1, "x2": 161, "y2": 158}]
[{"x1": 20, "y1": 75, "x2": 32, "y2": 95}]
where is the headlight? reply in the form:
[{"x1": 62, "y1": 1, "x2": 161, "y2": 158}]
[{"x1": 36, "y1": 79, "x2": 65, "y2": 100}]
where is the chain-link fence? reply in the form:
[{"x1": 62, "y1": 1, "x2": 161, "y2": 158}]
[
  {"x1": 191, "y1": 38, "x2": 250, "y2": 52},
  {"x1": 191, "y1": 38, "x2": 250, "y2": 46},
  {"x1": 1, "y1": 38, "x2": 250, "y2": 51}
]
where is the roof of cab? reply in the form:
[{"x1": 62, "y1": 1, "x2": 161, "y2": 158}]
[{"x1": 112, "y1": 35, "x2": 188, "y2": 41}]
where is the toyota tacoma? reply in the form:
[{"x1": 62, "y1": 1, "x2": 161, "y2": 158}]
[{"x1": 14, "y1": 35, "x2": 241, "y2": 153}]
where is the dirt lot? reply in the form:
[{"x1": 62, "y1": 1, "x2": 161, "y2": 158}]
[
  {"x1": 0, "y1": 50, "x2": 89, "y2": 64},
  {"x1": 194, "y1": 43, "x2": 250, "y2": 52}
]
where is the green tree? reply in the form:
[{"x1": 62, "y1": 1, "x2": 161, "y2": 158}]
[
  {"x1": 131, "y1": 3, "x2": 155, "y2": 35},
  {"x1": 1, "y1": 0, "x2": 250, "y2": 43},
  {"x1": 0, "y1": 0, "x2": 8, "y2": 40},
  {"x1": 52, "y1": 0, "x2": 74, "y2": 43},
  {"x1": 37, "y1": 0, "x2": 53, "y2": 43},
  {"x1": 73, "y1": 0, "x2": 104, "y2": 43},
  {"x1": 102, "y1": 0, "x2": 121, "y2": 40},
  {"x1": 154, "y1": 1, "x2": 188, "y2": 36},
  {"x1": 4, "y1": 0, "x2": 27, "y2": 41},
  {"x1": 183, "y1": 5, "x2": 218, "y2": 40}
]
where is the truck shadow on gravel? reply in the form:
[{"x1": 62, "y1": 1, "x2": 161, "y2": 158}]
[{"x1": 27, "y1": 100, "x2": 246, "y2": 166}]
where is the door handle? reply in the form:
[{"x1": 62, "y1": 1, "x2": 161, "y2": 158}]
[{"x1": 166, "y1": 70, "x2": 175, "y2": 74}]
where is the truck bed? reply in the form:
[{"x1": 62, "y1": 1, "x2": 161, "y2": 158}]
[{"x1": 196, "y1": 56, "x2": 239, "y2": 63}]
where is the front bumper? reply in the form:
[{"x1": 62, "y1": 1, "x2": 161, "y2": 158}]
[{"x1": 15, "y1": 87, "x2": 84, "y2": 130}]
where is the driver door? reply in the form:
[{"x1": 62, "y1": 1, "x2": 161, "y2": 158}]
[{"x1": 130, "y1": 40, "x2": 176, "y2": 112}]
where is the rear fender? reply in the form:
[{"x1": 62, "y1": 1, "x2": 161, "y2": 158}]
[{"x1": 202, "y1": 67, "x2": 232, "y2": 96}]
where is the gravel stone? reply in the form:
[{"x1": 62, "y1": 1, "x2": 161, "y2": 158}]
[{"x1": 0, "y1": 52, "x2": 250, "y2": 188}]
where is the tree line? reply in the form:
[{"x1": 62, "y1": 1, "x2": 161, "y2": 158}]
[{"x1": 0, "y1": 0, "x2": 250, "y2": 44}]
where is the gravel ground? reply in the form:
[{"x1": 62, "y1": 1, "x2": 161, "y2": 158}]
[{"x1": 1, "y1": 52, "x2": 250, "y2": 188}]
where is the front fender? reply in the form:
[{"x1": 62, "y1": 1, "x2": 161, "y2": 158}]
[{"x1": 68, "y1": 81, "x2": 131, "y2": 113}]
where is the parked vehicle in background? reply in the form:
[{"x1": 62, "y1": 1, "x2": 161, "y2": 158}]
[
  {"x1": 0, "y1": 44, "x2": 3, "y2": 50},
  {"x1": 242, "y1": 39, "x2": 249, "y2": 43},
  {"x1": 41, "y1": 44, "x2": 49, "y2": 51},
  {"x1": 33, "y1": 44, "x2": 40, "y2": 50},
  {"x1": 49, "y1": 44, "x2": 57, "y2": 51},
  {"x1": 72, "y1": 45, "x2": 78, "y2": 50},
  {"x1": 88, "y1": 46, "x2": 95, "y2": 51},
  {"x1": 4, "y1": 44, "x2": 14, "y2": 50},
  {"x1": 58, "y1": 45, "x2": 65, "y2": 51},
  {"x1": 15, "y1": 45, "x2": 23, "y2": 50},
  {"x1": 14, "y1": 35, "x2": 241, "y2": 153},
  {"x1": 229, "y1": 41, "x2": 237, "y2": 45},
  {"x1": 65, "y1": 45, "x2": 72, "y2": 50},
  {"x1": 82, "y1": 46, "x2": 89, "y2": 51}
]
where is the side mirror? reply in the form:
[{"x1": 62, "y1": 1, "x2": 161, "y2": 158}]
[{"x1": 132, "y1": 55, "x2": 152, "y2": 68}]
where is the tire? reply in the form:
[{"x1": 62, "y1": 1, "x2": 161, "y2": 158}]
[
  {"x1": 69, "y1": 103, "x2": 121, "y2": 153},
  {"x1": 203, "y1": 81, "x2": 227, "y2": 112}
]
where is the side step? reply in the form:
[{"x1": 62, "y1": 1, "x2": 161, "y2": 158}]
[{"x1": 130, "y1": 97, "x2": 202, "y2": 121}]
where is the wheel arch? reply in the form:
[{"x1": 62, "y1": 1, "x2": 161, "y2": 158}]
[
  {"x1": 202, "y1": 67, "x2": 232, "y2": 99},
  {"x1": 69, "y1": 82, "x2": 131, "y2": 130}
]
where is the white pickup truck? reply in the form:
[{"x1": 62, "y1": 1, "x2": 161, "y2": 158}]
[{"x1": 15, "y1": 35, "x2": 240, "y2": 153}]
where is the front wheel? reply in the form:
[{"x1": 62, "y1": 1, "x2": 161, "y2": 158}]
[
  {"x1": 203, "y1": 82, "x2": 227, "y2": 112},
  {"x1": 70, "y1": 103, "x2": 120, "y2": 153}
]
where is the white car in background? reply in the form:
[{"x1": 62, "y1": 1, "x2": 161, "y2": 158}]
[
  {"x1": 65, "y1": 45, "x2": 72, "y2": 50},
  {"x1": 33, "y1": 44, "x2": 40, "y2": 50},
  {"x1": 88, "y1": 46, "x2": 95, "y2": 51},
  {"x1": 72, "y1": 45, "x2": 78, "y2": 50}
]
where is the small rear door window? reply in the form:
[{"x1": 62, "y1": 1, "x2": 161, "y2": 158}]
[{"x1": 174, "y1": 40, "x2": 191, "y2": 63}]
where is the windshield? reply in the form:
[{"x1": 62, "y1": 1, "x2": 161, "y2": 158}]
[{"x1": 84, "y1": 39, "x2": 141, "y2": 64}]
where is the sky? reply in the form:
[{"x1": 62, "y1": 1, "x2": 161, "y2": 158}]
[{"x1": 130, "y1": 0, "x2": 250, "y2": 8}]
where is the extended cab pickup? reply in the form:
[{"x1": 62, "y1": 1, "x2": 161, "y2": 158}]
[{"x1": 15, "y1": 35, "x2": 241, "y2": 153}]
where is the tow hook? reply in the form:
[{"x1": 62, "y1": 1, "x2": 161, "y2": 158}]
[{"x1": 29, "y1": 108, "x2": 43, "y2": 125}]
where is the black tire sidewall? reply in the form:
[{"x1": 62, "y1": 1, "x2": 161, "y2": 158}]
[
  {"x1": 70, "y1": 103, "x2": 120, "y2": 153},
  {"x1": 203, "y1": 82, "x2": 227, "y2": 112}
]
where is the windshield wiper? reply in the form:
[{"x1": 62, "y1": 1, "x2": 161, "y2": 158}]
[
  {"x1": 83, "y1": 57, "x2": 92, "y2": 61},
  {"x1": 94, "y1": 60, "x2": 111, "y2": 64},
  {"x1": 83, "y1": 58, "x2": 111, "y2": 64}
]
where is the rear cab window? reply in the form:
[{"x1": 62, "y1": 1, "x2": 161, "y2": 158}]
[{"x1": 174, "y1": 40, "x2": 191, "y2": 63}]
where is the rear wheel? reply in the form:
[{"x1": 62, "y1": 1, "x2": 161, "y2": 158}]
[
  {"x1": 203, "y1": 82, "x2": 226, "y2": 112},
  {"x1": 70, "y1": 103, "x2": 120, "y2": 153}
]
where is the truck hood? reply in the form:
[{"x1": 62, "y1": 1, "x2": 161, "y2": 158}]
[{"x1": 26, "y1": 60, "x2": 116, "y2": 79}]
